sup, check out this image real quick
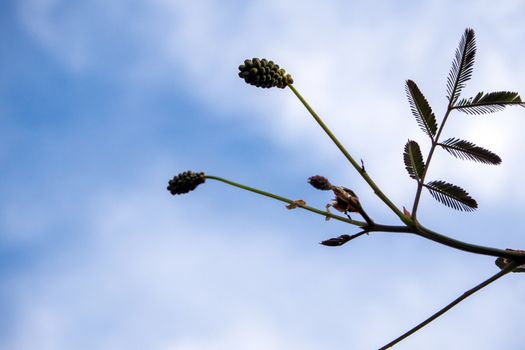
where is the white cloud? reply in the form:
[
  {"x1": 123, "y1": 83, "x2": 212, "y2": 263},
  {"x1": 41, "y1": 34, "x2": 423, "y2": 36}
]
[
  {"x1": 4, "y1": 169, "x2": 525, "y2": 350},
  {"x1": 6, "y1": 1, "x2": 525, "y2": 349},
  {"x1": 5, "y1": 160, "x2": 522, "y2": 350},
  {"x1": 15, "y1": 0, "x2": 524, "y2": 173}
]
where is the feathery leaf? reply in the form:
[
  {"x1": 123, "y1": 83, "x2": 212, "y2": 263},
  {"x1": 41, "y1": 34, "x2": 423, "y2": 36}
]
[
  {"x1": 406, "y1": 80, "x2": 438, "y2": 138},
  {"x1": 439, "y1": 138, "x2": 501, "y2": 165},
  {"x1": 403, "y1": 140, "x2": 425, "y2": 180},
  {"x1": 424, "y1": 180, "x2": 477, "y2": 211},
  {"x1": 454, "y1": 91, "x2": 525, "y2": 115},
  {"x1": 446, "y1": 28, "x2": 476, "y2": 104}
]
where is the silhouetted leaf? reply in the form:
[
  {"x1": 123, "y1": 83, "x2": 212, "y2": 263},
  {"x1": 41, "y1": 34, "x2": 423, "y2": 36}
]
[
  {"x1": 424, "y1": 180, "x2": 477, "y2": 211},
  {"x1": 454, "y1": 91, "x2": 525, "y2": 114},
  {"x1": 406, "y1": 80, "x2": 438, "y2": 138},
  {"x1": 404, "y1": 140, "x2": 425, "y2": 180},
  {"x1": 439, "y1": 138, "x2": 501, "y2": 165},
  {"x1": 446, "y1": 28, "x2": 476, "y2": 104}
]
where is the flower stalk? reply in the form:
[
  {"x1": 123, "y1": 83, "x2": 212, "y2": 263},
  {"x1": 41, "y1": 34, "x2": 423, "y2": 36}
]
[
  {"x1": 287, "y1": 84, "x2": 412, "y2": 226},
  {"x1": 205, "y1": 175, "x2": 366, "y2": 226}
]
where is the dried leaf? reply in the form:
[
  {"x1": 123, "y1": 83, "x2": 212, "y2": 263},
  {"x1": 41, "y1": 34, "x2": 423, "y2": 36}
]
[
  {"x1": 325, "y1": 204, "x2": 332, "y2": 221},
  {"x1": 285, "y1": 199, "x2": 306, "y2": 210}
]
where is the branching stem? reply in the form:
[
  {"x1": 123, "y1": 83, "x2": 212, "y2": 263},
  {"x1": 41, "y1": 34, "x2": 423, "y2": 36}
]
[
  {"x1": 287, "y1": 84, "x2": 412, "y2": 226},
  {"x1": 411, "y1": 105, "x2": 453, "y2": 219},
  {"x1": 206, "y1": 175, "x2": 525, "y2": 261},
  {"x1": 226, "y1": 36, "x2": 525, "y2": 349}
]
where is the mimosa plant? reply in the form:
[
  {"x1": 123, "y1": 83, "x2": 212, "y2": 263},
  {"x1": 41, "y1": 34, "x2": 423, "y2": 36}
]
[{"x1": 167, "y1": 28, "x2": 525, "y2": 349}]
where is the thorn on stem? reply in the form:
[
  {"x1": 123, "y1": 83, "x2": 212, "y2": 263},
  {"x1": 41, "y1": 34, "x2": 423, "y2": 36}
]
[{"x1": 361, "y1": 159, "x2": 366, "y2": 172}]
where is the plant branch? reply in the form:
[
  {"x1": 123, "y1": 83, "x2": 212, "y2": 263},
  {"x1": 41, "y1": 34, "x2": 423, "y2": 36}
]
[
  {"x1": 206, "y1": 175, "x2": 525, "y2": 263},
  {"x1": 205, "y1": 175, "x2": 366, "y2": 226},
  {"x1": 414, "y1": 224, "x2": 525, "y2": 261},
  {"x1": 411, "y1": 106, "x2": 453, "y2": 219},
  {"x1": 287, "y1": 84, "x2": 412, "y2": 226},
  {"x1": 366, "y1": 224, "x2": 525, "y2": 261},
  {"x1": 207, "y1": 177, "x2": 525, "y2": 261},
  {"x1": 378, "y1": 260, "x2": 519, "y2": 350}
]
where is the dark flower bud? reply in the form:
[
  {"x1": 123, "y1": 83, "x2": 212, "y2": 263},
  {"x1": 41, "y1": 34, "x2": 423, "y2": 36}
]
[
  {"x1": 320, "y1": 234, "x2": 352, "y2": 247},
  {"x1": 167, "y1": 171, "x2": 206, "y2": 195},
  {"x1": 238, "y1": 57, "x2": 294, "y2": 88},
  {"x1": 308, "y1": 175, "x2": 332, "y2": 191}
]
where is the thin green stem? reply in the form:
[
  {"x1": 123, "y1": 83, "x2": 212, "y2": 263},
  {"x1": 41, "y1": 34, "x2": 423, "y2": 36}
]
[
  {"x1": 411, "y1": 105, "x2": 453, "y2": 219},
  {"x1": 287, "y1": 84, "x2": 412, "y2": 226},
  {"x1": 205, "y1": 175, "x2": 366, "y2": 226},
  {"x1": 378, "y1": 261, "x2": 519, "y2": 350}
]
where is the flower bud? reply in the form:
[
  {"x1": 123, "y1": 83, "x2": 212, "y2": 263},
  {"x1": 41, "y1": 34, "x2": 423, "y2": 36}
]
[
  {"x1": 167, "y1": 171, "x2": 206, "y2": 195},
  {"x1": 320, "y1": 234, "x2": 351, "y2": 247},
  {"x1": 238, "y1": 58, "x2": 294, "y2": 88},
  {"x1": 308, "y1": 175, "x2": 332, "y2": 191}
]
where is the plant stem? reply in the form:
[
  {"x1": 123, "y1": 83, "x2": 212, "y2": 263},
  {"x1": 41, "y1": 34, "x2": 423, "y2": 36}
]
[
  {"x1": 287, "y1": 84, "x2": 412, "y2": 226},
  {"x1": 366, "y1": 223, "x2": 525, "y2": 261},
  {"x1": 411, "y1": 105, "x2": 453, "y2": 219},
  {"x1": 415, "y1": 224, "x2": 525, "y2": 261},
  {"x1": 378, "y1": 261, "x2": 519, "y2": 350},
  {"x1": 205, "y1": 175, "x2": 366, "y2": 226},
  {"x1": 206, "y1": 176, "x2": 525, "y2": 261}
]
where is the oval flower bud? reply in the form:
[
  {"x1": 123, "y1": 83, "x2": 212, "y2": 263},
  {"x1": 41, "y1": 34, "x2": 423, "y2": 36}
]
[
  {"x1": 167, "y1": 171, "x2": 206, "y2": 195},
  {"x1": 308, "y1": 175, "x2": 332, "y2": 191},
  {"x1": 238, "y1": 58, "x2": 294, "y2": 88}
]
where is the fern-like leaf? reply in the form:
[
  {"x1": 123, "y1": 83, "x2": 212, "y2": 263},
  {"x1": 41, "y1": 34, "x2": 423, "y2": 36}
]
[
  {"x1": 403, "y1": 140, "x2": 425, "y2": 180},
  {"x1": 405, "y1": 80, "x2": 438, "y2": 138},
  {"x1": 454, "y1": 91, "x2": 525, "y2": 115},
  {"x1": 439, "y1": 138, "x2": 501, "y2": 165},
  {"x1": 446, "y1": 28, "x2": 476, "y2": 104},
  {"x1": 424, "y1": 180, "x2": 477, "y2": 211}
]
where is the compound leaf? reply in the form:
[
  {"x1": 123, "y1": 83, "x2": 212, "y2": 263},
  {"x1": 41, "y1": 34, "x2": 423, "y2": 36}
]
[
  {"x1": 406, "y1": 80, "x2": 438, "y2": 138},
  {"x1": 439, "y1": 138, "x2": 501, "y2": 165},
  {"x1": 454, "y1": 91, "x2": 525, "y2": 115},
  {"x1": 403, "y1": 140, "x2": 425, "y2": 180},
  {"x1": 424, "y1": 180, "x2": 477, "y2": 211},
  {"x1": 446, "y1": 28, "x2": 476, "y2": 104}
]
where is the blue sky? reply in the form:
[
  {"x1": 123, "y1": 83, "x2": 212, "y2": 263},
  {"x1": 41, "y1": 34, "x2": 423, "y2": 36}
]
[{"x1": 1, "y1": 0, "x2": 525, "y2": 349}]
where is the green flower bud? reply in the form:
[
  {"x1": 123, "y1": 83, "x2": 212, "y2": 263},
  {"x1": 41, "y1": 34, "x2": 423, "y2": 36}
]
[
  {"x1": 238, "y1": 57, "x2": 294, "y2": 88},
  {"x1": 167, "y1": 171, "x2": 206, "y2": 195}
]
